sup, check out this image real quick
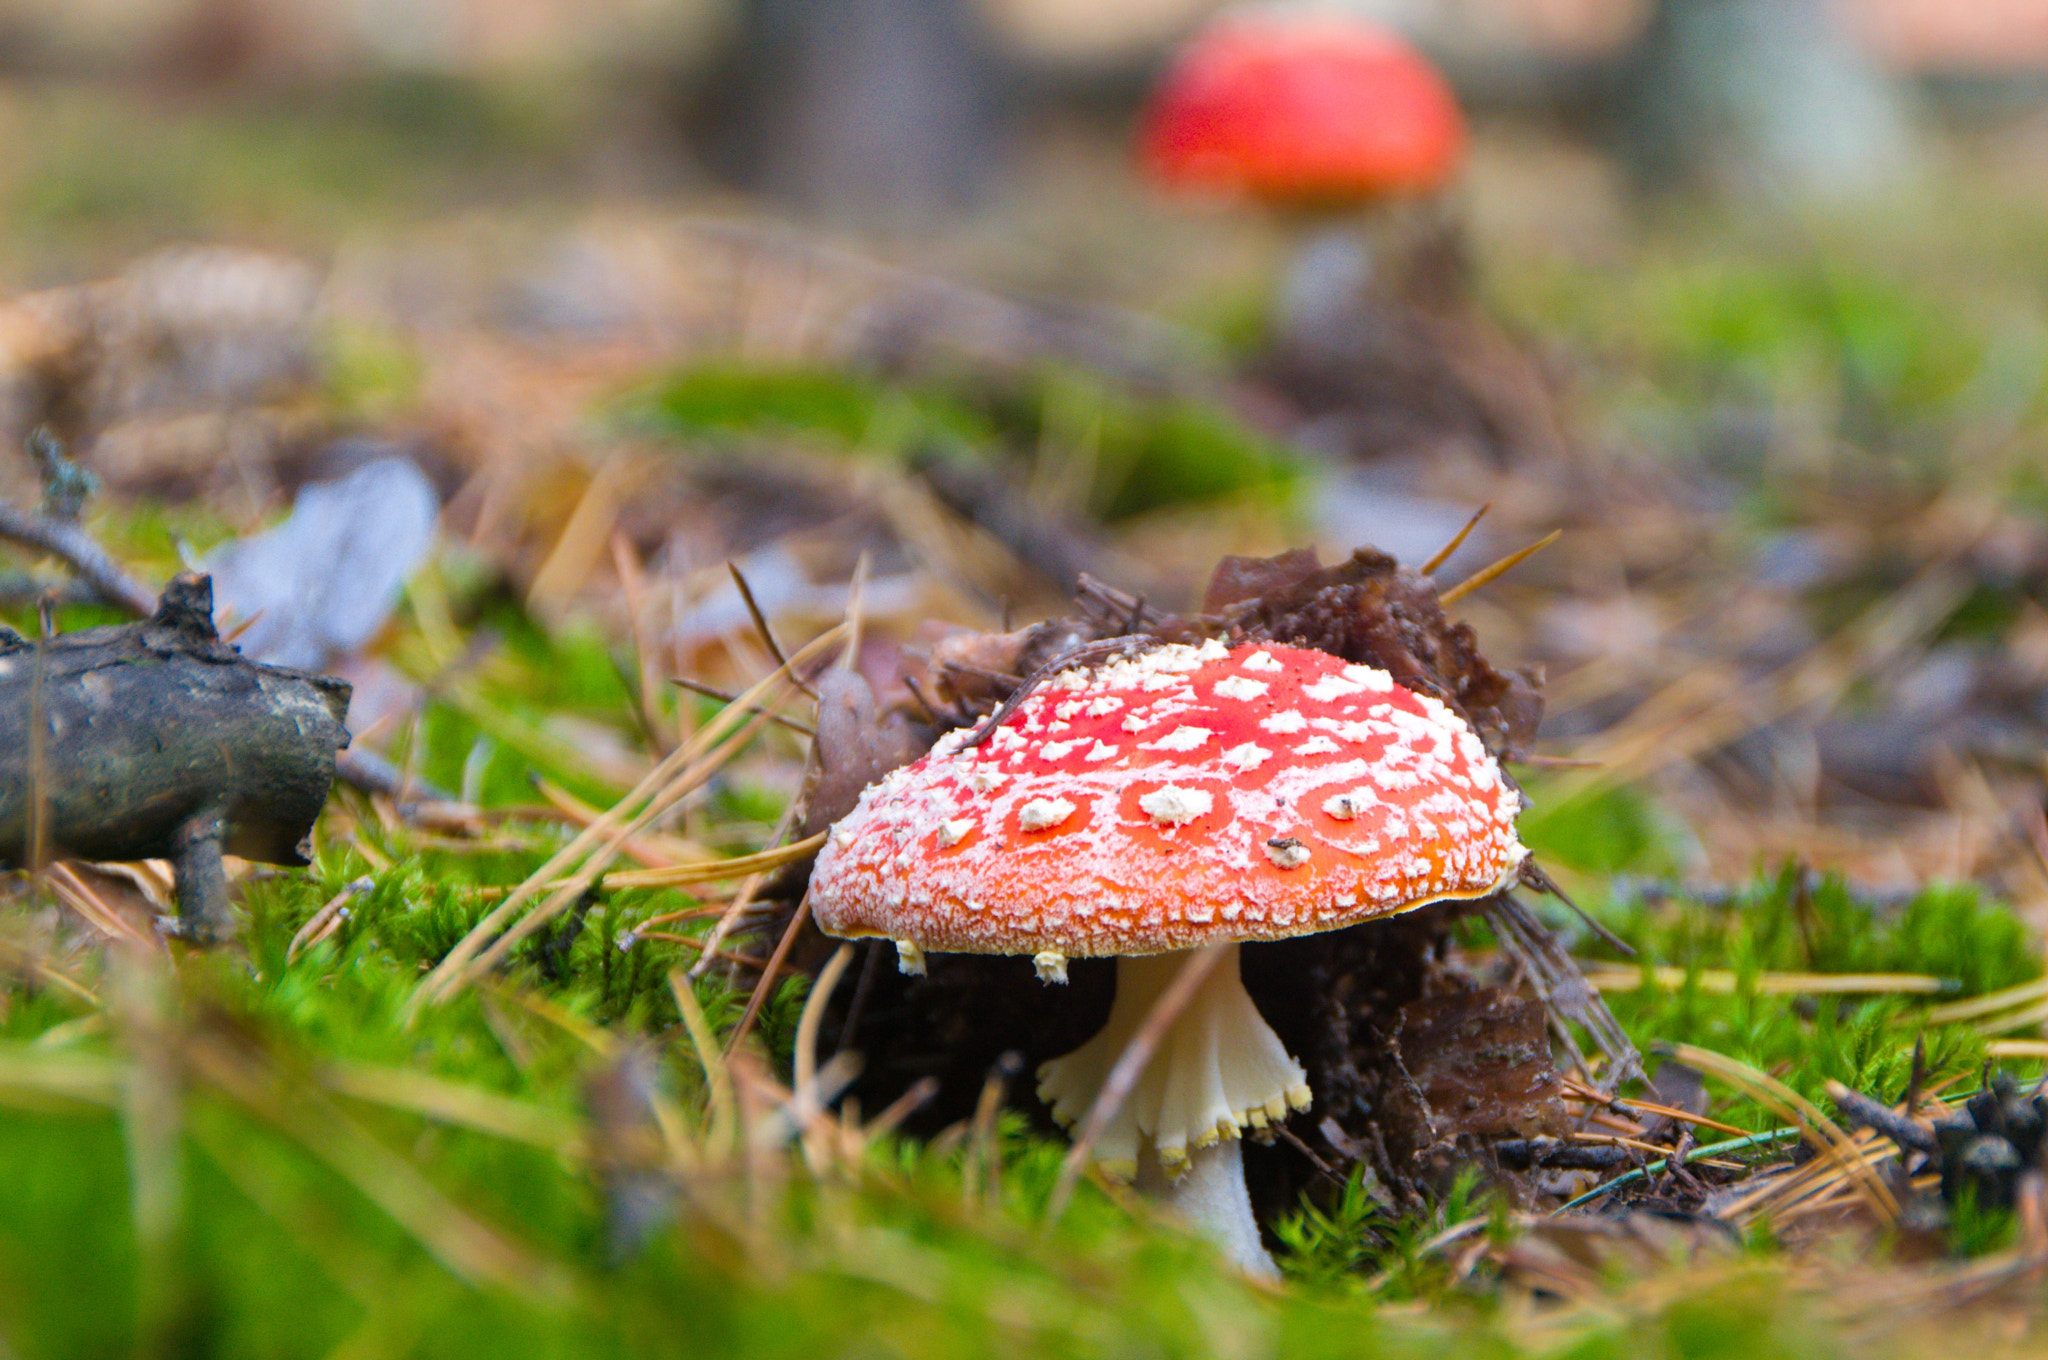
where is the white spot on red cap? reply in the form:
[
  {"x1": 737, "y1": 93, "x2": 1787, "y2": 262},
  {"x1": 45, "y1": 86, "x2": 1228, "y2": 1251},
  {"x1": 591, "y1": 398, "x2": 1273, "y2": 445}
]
[
  {"x1": 1018, "y1": 797, "x2": 1077, "y2": 831},
  {"x1": 1304, "y1": 674, "x2": 1366, "y2": 702},
  {"x1": 1140, "y1": 724, "x2": 1213, "y2": 753},
  {"x1": 1221, "y1": 742, "x2": 1270, "y2": 771},
  {"x1": 1213, "y1": 675, "x2": 1269, "y2": 701},
  {"x1": 1084, "y1": 740, "x2": 1119, "y2": 762},
  {"x1": 1260, "y1": 710, "x2": 1308, "y2": 734},
  {"x1": 1342, "y1": 664, "x2": 1394, "y2": 691},
  {"x1": 1264, "y1": 837, "x2": 1310, "y2": 869},
  {"x1": 1240, "y1": 650, "x2": 1283, "y2": 673},
  {"x1": 938, "y1": 818, "x2": 973, "y2": 847},
  {"x1": 1139, "y1": 785, "x2": 1212, "y2": 826},
  {"x1": 1322, "y1": 791, "x2": 1376, "y2": 820},
  {"x1": 1295, "y1": 736, "x2": 1340, "y2": 756}
]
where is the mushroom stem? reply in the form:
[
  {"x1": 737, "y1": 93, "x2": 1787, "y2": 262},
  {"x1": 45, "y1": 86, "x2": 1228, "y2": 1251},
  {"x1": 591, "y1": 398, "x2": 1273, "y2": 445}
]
[
  {"x1": 1037, "y1": 943, "x2": 1309, "y2": 1272},
  {"x1": 1138, "y1": 1136, "x2": 1277, "y2": 1277},
  {"x1": 1275, "y1": 219, "x2": 1372, "y2": 341},
  {"x1": 1039, "y1": 945, "x2": 1309, "y2": 1177}
]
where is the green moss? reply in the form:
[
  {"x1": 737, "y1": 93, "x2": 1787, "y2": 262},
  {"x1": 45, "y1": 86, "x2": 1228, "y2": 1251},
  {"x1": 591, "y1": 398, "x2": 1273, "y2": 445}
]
[
  {"x1": 1945, "y1": 1182, "x2": 2021, "y2": 1259},
  {"x1": 1516, "y1": 781, "x2": 1690, "y2": 880},
  {"x1": 322, "y1": 324, "x2": 426, "y2": 422},
  {"x1": 2, "y1": 842, "x2": 2021, "y2": 1357},
  {"x1": 635, "y1": 361, "x2": 1299, "y2": 521},
  {"x1": 646, "y1": 365, "x2": 992, "y2": 453},
  {"x1": 0, "y1": 75, "x2": 588, "y2": 263},
  {"x1": 1578, "y1": 869, "x2": 2038, "y2": 1118}
]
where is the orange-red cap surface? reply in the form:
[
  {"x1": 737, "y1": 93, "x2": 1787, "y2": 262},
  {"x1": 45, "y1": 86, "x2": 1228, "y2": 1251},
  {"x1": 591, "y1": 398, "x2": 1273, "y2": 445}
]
[
  {"x1": 1141, "y1": 10, "x2": 1465, "y2": 205},
  {"x1": 810, "y1": 640, "x2": 1524, "y2": 957}
]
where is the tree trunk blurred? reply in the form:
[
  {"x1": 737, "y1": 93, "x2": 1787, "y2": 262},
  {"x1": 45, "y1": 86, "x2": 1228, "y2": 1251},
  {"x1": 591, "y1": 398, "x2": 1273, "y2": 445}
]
[
  {"x1": 692, "y1": 0, "x2": 1003, "y2": 229},
  {"x1": 1611, "y1": 0, "x2": 1918, "y2": 199}
]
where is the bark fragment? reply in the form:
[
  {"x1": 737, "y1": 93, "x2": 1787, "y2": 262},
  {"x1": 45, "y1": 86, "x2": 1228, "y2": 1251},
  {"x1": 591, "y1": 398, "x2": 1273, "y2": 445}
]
[{"x1": 0, "y1": 572, "x2": 352, "y2": 941}]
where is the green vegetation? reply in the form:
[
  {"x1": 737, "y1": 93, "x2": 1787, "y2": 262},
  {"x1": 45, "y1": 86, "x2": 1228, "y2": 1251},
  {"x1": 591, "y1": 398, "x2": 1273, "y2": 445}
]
[
  {"x1": 638, "y1": 362, "x2": 1300, "y2": 520},
  {"x1": 3, "y1": 66, "x2": 2046, "y2": 1360},
  {"x1": 1586, "y1": 870, "x2": 2035, "y2": 1118},
  {"x1": 0, "y1": 75, "x2": 587, "y2": 266},
  {"x1": 4, "y1": 455, "x2": 2038, "y2": 1357},
  {"x1": 0, "y1": 851, "x2": 1959, "y2": 1359}
]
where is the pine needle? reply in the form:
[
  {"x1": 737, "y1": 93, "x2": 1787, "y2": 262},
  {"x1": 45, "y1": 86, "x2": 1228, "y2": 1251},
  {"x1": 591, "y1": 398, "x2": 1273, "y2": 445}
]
[
  {"x1": 670, "y1": 971, "x2": 737, "y2": 1156},
  {"x1": 1420, "y1": 503, "x2": 1489, "y2": 576},
  {"x1": 321, "y1": 1061, "x2": 586, "y2": 1153},
  {"x1": 464, "y1": 834, "x2": 825, "y2": 897},
  {"x1": 1923, "y1": 975, "x2": 2048, "y2": 1027},
  {"x1": 1663, "y1": 1042, "x2": 1901, "y2": 1226},
  {"x1": 1581, "y1": 965, "x2": 1955, "y2": 996},
  {"x1": 1437, "y1": 530, "x2": 1561, "y2": 606},
  {"x1": 41, "y1": 863, "x2": 160, "y2": 952},
  {"x1": 409, "y1": 623, "x2": 846, "y2": 1015}
]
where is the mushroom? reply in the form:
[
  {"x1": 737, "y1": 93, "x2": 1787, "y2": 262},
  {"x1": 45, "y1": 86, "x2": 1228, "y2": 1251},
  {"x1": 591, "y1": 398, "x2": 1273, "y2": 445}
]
[
  {"x1": 1139, "y1": 7, "x2": 1466, "y2": 337},
  {"x1": 808, "y1": 639, "x2": 1526, "y2": 1273}
]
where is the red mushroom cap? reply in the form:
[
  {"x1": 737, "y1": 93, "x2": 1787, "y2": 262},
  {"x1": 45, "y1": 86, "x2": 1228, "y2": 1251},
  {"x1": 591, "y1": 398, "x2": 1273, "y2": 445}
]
[
  {"x1": 1140, "y1": 9, "x2": 1466, "y2": 206},
  {"x1": 810, "y1": 640, "x2": 1524, "y2": 957}
]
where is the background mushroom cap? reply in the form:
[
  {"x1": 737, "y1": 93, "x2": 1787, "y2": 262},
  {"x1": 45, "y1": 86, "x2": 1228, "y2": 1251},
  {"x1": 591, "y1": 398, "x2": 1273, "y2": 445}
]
[
  {"x1": 1139, "y1": 8, "x2": 1467, "y2": 206},
  {"x1": 810, "y1": 640, "x2": 1525, "y2": 957}
]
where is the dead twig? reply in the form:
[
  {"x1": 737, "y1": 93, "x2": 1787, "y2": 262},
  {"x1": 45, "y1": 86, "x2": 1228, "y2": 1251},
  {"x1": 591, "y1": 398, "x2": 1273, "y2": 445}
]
[
  {"x1": 729, "y1": 562, "x2": 816, "y2": 700},
  {"x1": 1823, "y1": 1080, "x2": 1940, "y2": 1156},
  {"x1": 0, "y1": 436, "x2": 157, "y2": 617},
  {"x1": 0, "y1": 509, "x2": 156, "y2": 613},
  {"x1": 672, "y1": 678, "x2": 815, "y2": 736}
]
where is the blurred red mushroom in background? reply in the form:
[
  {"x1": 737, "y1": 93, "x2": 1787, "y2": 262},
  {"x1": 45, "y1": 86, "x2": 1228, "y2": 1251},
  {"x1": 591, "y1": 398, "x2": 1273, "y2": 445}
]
[
  {"x1": 1139, "y1": 6, "x2": 1465, "y2": 339},
  {"x1": 1141, "y1": 8, "x2": 1465, "y2": 208},
  {"x1": 1137, "y1": 6, "x2": 1562, "y2": 487}
]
